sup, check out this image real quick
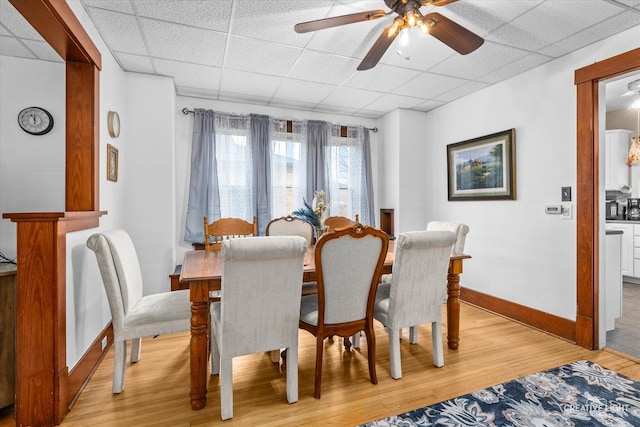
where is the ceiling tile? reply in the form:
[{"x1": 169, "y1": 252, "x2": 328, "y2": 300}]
[
  {"x1": 154, "y1": 59, "x2": 221, "y2": 89},
  {"x1": 288, "y1": 50, "x2": 360, "y2": 85},
  {"x1": 135, "y1": 0, "x2": 232, "y2": 32},
  {"x1": 429, "y1": 41, "x2": 529, "y2": 80},
  {"x1": 141, "y1": 18, "x2": 226, "y2": 66},
  {"x1": 224, "y1": 35, "x2": 302, "y2": 76},
  {"x1": 435, "y1": 80, "x2": 491, "y2": 103},
  {"x1": 22, "y1": 39, "x2": 62, "y2": 62},
  {"x1": 114, "y1": 52, "x2": 155, "y2": 74},
  {"x1": 268, "y1": 98, "x2": 319, "y2": 111},
  {"x1": 486, "y1": 0, "x2": 626, "y2": 52},
  {"x1": 0, "y1": 1, "x2": 42, "y2": 39},
  {"x1": 321, "y1": 86, "x2": 385, "y2": 110},
  {"x1": 0, "y1": 35, "x2": 35, "y2": 59},
  {"x1": 81, "y1": 0, "x2": 134, "y2": 14},
  {"x1": 306, "y1": 15, "x2": 392, "y2": 58},
  {"x1": 312, "y1": 104, "x2": 359, "y2": 116},
  {"x1": 85, "y1": 7, "x2": 147, "y2": 56},
  {"x1": 538, "y1": 11, "x2": 640, "y2": 58},
  {"x1": 363, "y1": 93, "x2": 425, "y2": 112},
  {"x1": 413, "y1": 99, "x2": 445, "y2": 112},
  {"x1": 343, "y1": 63, "x2": 421, "y2": 93},
  {"x1": 477, "y1": 52, "x2": 551, "y2": 84},
  {"x1": 392, "y1": 72, "x2": 470, "y2": 99},
  {"x1": 443, "y1": 0, "x2": 545, "y2": 37},
  {"x1": 219, "y1": 69, "x2": 284, "y2": 99},
  {"x1": 273, "y1": 79, "x2": 337, "y2": 104},
  {"x1": 0, "y1": 25, "x2": 10, "y2": 36}
]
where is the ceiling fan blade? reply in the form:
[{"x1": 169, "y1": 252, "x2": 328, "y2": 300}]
[
  {"x1": 420, "y1": 0, "x2": 458, "y2": 6},
  {"x1": 357, "y1": 24, "x2": 399, "y2": 71},
  {"x1": 294, "y1": 10, "x2": 386, "y2": 33},
  {"x1": 424, "y1": 12, "x2": 484, "y2": 55}
]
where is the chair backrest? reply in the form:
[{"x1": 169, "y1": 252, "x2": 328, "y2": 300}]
[
  {"x1": 316, "y1": 224, "x2": 388, "y2": 324},
  {"x1": 203, "y1": 216, "x2": 258, "y2": 251},
  {"x1": 219, "y1": 236, "x2": 308, "y2": 356},
  {"x1": 386, "y1": 230, "x2": 456, "y2": 328},
  {"x1": 426, "y1": 221, "x2": 469, "y2": 254},
  {"x1": 324, "y1": 215, "x2": 358, "y2": 231},
  {"x1": 86, "y1": 230, "x2": 144, "y2": 338},
  {"x1": 266, "y1": 215, "x2": 314, "y2": 247}
]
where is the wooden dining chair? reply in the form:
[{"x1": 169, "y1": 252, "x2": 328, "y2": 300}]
[
  {"x1": 373, "y1": 230, "x2": 456, "y2": 379},
  {"x1": 299, "y1": 223, "x2": 389, "y2": 398},
  {"x1": 203, "y1": 216, "x2": 257, "y2": 252},
  {"x1": 324, "y1": 214, "x2": 358, "y2": 231},
  {"x1": 266, "y1": 215, "x2": 314, "y2": 247}
]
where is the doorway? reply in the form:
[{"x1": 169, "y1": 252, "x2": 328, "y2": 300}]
[{"x1": 575, "y1": 47, "x2": 640, "y2": 350}]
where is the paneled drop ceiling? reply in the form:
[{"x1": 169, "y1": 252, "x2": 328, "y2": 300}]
[{"x1": 1, "y1": 0, "x2": 639, "y2": 118}]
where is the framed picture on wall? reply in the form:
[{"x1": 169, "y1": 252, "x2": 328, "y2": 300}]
[
  {"x1": 447, "y1": 129, "x2": 516, "y2": 201},
  {"x1": 107, "y1": 144, "x2": 118, "y2": 182}
]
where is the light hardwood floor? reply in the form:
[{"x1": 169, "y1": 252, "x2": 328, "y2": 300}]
[{"x1": 3, "y1": 303, "x2": 640, "y2": 426}]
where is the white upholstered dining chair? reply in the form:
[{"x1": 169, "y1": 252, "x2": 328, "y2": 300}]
[
  {"x1": 86, "y1": 230, "x2": 191, "y2": 393},
  {"x1": 210, "y1": 235, "x2": 307, "y2": 420},
  {"x1": 266, "y1": 215, "x2": 314, "y2": 247},
  {"x1": 426, "y1": 221, "x2": 469, "y2": 254},
  {"x1": 299, "y1": 224, "x2": 389, "y2": 399},
  {"x1": 373, "y1": 230, "x2": 456, "y2": 379}
]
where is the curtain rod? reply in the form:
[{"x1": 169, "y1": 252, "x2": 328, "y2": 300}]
[{"x1": 180, "y1": 108, "x2": 378, "y2": 133}]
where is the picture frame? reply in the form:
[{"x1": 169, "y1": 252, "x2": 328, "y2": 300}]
[
  {"x1": 447, "y1": 129, "x2": 516, "y2": 201},
  {"x1": 107, "y1": 144, "x2": 119, "y2": 182}
]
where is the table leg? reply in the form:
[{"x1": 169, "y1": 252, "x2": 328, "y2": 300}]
[
  {"x1": 190, "y1": 300, "x2": 209, "y2": 410},
  {"x1": 446, "y1": 259, "x2": 463, "y2": 350}
]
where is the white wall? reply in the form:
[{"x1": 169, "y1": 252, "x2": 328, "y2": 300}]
[
  {"x1": 0, "y1": 56, "x2": 65, "y2": 259},
  {"x1": 417, "y1": 26, "x2": 640, "y2": 321},
  {"x1": 173, "y1": 96, "x2": 381, "y2": 263}
]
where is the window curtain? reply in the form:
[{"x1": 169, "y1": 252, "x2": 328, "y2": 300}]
[
  {"x1": 306, "y1": 120, "x2": 329, "y2": 201},
  {"x1": 327, "y1": 126, "x2": 375, "y2": 226},
  {"x1": 251, "y1": 114, "x2": 271, "y2": 235},
  {"x1": 184, "y1": 109, "x2": 219, "y2": 243}
]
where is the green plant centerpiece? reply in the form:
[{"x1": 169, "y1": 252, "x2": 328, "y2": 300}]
[{"x1": 292, "y1": 190, "x2": 330, "y2": 238}]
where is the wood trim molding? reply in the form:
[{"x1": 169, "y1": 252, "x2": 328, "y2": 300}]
[
  {"x1": 574, "y1": 49, "x2": 640, "y2": 349},
  {"x1": 460, "y1": 287, "x2": 576, "y2": 343}
]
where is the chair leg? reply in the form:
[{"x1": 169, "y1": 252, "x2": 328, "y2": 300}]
[
  {"x1": 364, "y1": 324, "x2": 378, "y2": 385},
  {"x1": 130, "y1": 337, "x2": 142, "y2": 363},
  {"x1": 210, "y1": 334, "x2": 220, "y2": 375},
  {"x1": 286, "y1": 345, "x2": 298, "y2": 404},
  {"x1": 220, "y1": 357, "x2": 233, "y2": 420},
  {"x1": 409, "y1": 326, "x2": 418, "y2": 344},
  {"x1": 112, "y1": 340, "x2": 127, "y2": 393},
  {"x1": 432, "y1": 321, "x2": 444, "y2": 367},
  {"x1": 351, "y1": 332, "x2": 361, "y2": 349},
  {"x1": 270, "y1": 349, "x2": 281, "y2": 363},
  {"x1": 314, "y1": 338, "x2": 324, "y2": 399},
  {"x1": 388, "y1": 328, "x2": 402, "y2": 379}
]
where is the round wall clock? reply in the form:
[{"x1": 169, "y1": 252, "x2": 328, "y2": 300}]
[
  {"x1": 17, "y1": 106, "x2": 54, "y2": 135},
  {"x1": 107, "y1": 111, "x2": 120, "y2": 138}
]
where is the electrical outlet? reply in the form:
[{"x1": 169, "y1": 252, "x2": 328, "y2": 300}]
[
  {"x1": 101, "y1": 337, "x2": 107, "y2": 350},
  {"x1": 562, "y1": 204, "x2": 573, "y2": 219}
]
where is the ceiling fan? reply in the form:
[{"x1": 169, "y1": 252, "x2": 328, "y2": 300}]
[{"x1": 294, "y1": 0, "x2": 484, "y2": 71}]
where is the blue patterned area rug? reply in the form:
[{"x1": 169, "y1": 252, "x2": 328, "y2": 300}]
[{"x1": 360, "y1": 360, "x2": 640, "y2": 426}]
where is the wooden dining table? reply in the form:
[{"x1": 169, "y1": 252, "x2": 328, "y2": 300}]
[{"x1": 179, "y1": 241, "x2": 471, "y2": 410}]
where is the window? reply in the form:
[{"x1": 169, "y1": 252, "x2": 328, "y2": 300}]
[{"x1": 270, "y1": 120, "x2": 307, "y2": 217}]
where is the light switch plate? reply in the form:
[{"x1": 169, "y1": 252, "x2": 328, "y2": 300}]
[{"x1": 562, "y1": 186, "x2": 571, "y2": 202}]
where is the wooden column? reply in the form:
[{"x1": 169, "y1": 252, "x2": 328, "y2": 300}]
[
  {"x1": 0, "y1": 265, "x2": 17, "y2": 410},
  {"x1": 2, "y1": 212, "x2": 105, "y2": 427}
]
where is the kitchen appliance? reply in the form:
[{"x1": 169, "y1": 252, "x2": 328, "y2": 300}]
[
  {"x1": 628, "y1": 198, "x2": 640, "y2": 220},
  {"x1": 606, "y1": 201, "x2": 619, "y2": 220}
]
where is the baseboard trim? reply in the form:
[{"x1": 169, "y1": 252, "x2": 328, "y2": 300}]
[
  {"x1": 67, "y1": 323, "x2": 113, "y2": 409},
  {"x1": 460, "y1": 287, "x2": 576, "y2": 343}
]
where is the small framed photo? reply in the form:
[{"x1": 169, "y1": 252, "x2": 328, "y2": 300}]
[
  {"x1": 107, "y1": 144, "x2": 118, "y2": 182},
  {"x1": 447, "y1": 129, "x2": 516, "y2": 201}
]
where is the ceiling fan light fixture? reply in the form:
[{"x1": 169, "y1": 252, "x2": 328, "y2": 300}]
[
  {"x1": 389, "y1": 18, "x2": 403, "y2": 37},
  {"x1": 405, "y1": 9, "x2": 419, "y2": 26}
]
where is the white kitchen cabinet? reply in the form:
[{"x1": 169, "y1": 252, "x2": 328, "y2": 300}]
[
  {"x1": 605, "y1": 231, "x2": 622, "y2": 331},
  {"x1": 606, "y1": 223, "x2": 633, "y2": 276},
  {"x1": 605, "y1": 130, "x2": 633, "y2": 191}
]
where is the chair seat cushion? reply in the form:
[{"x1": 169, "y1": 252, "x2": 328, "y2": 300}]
[
  {"x1": 123, "y1": 289, "x2": 191, "y2": 339},
  {"x1": 373, "y1": 282, "x2": 391, "y2": 326},
  {"x1": 299, "y1": 294, "x2": 319, "y2": 326}
]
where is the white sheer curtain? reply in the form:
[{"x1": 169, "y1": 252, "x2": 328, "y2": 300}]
[
  {"x1": 327, "y1": 125, "x2": 374, "y2": 225},
  {"x1": 214, "y1": 114, "x2": 254, "y2": 220},
  {"x1": 270, "y1": 119, "x2": 308, "y2": 217}
]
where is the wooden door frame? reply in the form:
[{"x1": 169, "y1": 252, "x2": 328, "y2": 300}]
[{"x1": 575, "y1": 47, "x2": 640, "y2": 349}]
